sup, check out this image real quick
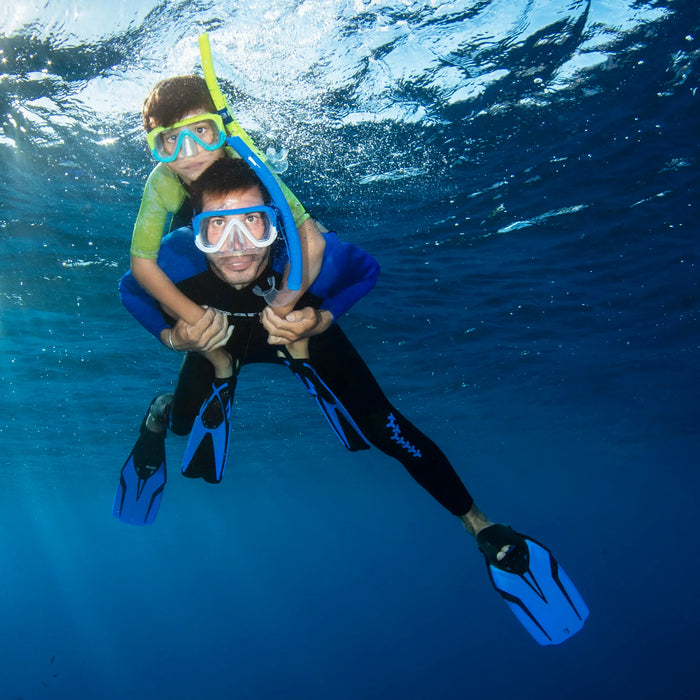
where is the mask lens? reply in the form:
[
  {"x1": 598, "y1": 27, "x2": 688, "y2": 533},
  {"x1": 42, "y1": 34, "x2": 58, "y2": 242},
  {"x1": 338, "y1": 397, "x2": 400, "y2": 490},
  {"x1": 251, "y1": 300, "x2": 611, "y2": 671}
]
[
  {"x1": 239, "y1": 211, "x2": 274, "y2": 245},
  {"x1": 194, "y1": 207, "x2": 278, "y2": 253}
]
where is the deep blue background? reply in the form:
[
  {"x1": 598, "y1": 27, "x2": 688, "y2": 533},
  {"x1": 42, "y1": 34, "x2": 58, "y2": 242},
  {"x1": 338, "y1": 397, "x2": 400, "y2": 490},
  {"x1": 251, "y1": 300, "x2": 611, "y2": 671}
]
[{"x1": 1, "y1": 1, "x2": 698, "y2": 698}]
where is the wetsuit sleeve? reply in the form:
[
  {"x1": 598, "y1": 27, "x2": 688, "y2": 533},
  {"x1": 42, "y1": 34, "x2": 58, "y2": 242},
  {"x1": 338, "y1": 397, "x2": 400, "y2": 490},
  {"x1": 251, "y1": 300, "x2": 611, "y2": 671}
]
[
  {"x1": 120, "y1": 228, "x2": 207, "y2": 338},
  {"x1": 130, "y1": 164, "x2": 188, "y2": 259},
  {"x1": 308, "y1": 232, "x2": 380, "y2": 321}
]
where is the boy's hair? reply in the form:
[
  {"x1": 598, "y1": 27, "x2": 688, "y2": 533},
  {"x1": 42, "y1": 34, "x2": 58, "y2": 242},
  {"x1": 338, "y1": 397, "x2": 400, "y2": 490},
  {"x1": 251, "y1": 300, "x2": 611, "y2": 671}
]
[
  {"x1": 142, "y1": 75, "x2": 217, "y2": 132},
  {"x1": 190, "y1": 158, "x2": 271, "y2": 213}
]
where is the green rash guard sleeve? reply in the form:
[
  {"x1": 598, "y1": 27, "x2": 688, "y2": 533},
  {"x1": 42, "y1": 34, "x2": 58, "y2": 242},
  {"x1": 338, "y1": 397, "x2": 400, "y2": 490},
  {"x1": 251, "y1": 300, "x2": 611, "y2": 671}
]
[{"x1": 130, "y1": 163, "x2": 188, "y2": 259}]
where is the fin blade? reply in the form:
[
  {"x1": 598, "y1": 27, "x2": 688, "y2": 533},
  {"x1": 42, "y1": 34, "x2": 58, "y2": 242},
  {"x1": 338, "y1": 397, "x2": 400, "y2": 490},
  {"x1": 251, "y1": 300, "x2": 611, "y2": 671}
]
[
  {"x1": 487, "y1": 538, "x2": 589, "y2": 645},
  {"x1": 182, "y1": 378, "x2": 233, "y2": 483},
  {"x1": 284, "y1": 356, "x2": 370, "y2": 452},
  {"x1": 113, "y1": 453, "x2": 166, "y2": 526}
]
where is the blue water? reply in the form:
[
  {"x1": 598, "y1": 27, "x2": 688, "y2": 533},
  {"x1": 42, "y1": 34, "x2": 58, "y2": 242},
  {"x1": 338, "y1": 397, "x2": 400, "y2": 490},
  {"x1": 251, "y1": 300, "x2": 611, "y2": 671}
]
[{"x1": 1, "y1": 1, "x2": 698, "y2": 697}]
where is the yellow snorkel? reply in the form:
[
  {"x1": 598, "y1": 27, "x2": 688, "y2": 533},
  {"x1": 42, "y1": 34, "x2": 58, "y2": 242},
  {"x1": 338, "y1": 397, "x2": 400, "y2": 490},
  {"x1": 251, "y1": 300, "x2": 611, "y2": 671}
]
[{"x1": 198, "y1": 33, "x2": 263, "y2": 159}]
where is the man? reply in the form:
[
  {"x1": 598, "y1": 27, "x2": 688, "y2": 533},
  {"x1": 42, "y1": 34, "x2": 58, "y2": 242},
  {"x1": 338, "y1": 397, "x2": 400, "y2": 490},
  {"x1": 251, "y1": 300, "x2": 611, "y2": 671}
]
[{"x1": 114, "y1": 157, "x2": 588, "y2": 645}]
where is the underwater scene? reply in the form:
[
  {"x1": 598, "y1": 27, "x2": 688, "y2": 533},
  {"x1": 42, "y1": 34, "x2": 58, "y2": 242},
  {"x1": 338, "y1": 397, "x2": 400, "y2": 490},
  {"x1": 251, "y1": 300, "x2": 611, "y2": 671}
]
[{"x1": 1, "y1": 0, "x2": 698, "y2": 698}]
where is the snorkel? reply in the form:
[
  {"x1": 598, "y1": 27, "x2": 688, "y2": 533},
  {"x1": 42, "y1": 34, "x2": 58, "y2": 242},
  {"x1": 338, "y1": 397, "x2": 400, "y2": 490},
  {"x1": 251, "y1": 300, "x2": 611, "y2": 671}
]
[{"x1": 198, "y1": 33, "x2": 302, "y2": 305}]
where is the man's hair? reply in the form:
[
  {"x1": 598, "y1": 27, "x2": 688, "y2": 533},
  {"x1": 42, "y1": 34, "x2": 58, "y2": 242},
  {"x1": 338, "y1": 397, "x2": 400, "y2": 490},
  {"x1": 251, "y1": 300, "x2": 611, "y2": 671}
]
[
  {"x1": 190, "y1": 158, "x2": 271, "y2": 213},
  {"x1": 142, "y1": 75, "x2": 217, "y2": 132}
]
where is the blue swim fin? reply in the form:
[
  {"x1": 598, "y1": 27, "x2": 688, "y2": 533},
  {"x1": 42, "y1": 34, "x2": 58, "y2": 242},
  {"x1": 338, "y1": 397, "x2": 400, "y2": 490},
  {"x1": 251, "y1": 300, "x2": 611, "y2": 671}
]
[
  {"x1": 182, "y1": 376, "x2": 234, "y2": 483},
  {"x1": 280, "y1": 350, "x2": 370, "y2": 452},
  {"x1": 113, "y1": 405, "x2": 167, "y2": 526},
  {"x1": 477, "y1": 525, "x2": 589, "y2": 645}
]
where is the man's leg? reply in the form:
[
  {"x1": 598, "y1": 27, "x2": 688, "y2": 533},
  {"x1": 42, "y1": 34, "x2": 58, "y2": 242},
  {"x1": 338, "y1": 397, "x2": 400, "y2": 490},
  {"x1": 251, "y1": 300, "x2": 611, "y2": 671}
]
[
  {"x1": 169, "y1": 351, "x2": 217, "y2": 436},
  {"x1": 308, "y1": 328, "x2": 517, "y2": 561},
  {"x1": 308, "y1": 326, "x2": 478, "y2": 520}
]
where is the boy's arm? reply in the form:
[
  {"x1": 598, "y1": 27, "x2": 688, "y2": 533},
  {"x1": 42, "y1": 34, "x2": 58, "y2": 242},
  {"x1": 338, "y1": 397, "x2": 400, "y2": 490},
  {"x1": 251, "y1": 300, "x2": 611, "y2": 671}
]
[
  {"x1": 130, "y1": 165, "x2": 207, "y2": 326},
  {"x1": 120, "y1": 229, "x2": 209, "y2": 343},
  {"x1": 261, "y1": 217, "x2": 327, "y2": 323}
]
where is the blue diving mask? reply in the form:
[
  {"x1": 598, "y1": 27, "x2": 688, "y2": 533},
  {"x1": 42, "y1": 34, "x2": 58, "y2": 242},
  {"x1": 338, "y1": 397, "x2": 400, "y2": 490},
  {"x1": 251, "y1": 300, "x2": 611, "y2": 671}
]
[
  {"x1": 147, "y1": 113, "x2": 226, "y2": 163},
  {"x1": 192, "y1": 206, "x2": 279, "y2": 254}
]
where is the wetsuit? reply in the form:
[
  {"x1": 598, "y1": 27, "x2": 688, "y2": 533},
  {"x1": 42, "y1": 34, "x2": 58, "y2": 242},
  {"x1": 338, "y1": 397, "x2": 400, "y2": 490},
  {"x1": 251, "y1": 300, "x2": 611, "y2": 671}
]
[{"x1": 120, "y1": 229, "x2": 474, "y2": 517}]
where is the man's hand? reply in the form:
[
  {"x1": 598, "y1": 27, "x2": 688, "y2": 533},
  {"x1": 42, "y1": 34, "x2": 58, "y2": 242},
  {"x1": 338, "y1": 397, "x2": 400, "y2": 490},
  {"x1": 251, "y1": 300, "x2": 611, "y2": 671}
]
[
  {"x1": 164, "y1": 308, "x2": 233, "y2": 353},
  {"x1": 261, "y1": 306, "x2": 333, "y2": 345}
]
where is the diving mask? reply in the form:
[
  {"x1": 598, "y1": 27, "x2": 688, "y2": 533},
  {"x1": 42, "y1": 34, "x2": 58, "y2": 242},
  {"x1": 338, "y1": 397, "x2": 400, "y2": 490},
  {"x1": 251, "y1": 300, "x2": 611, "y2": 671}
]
[
  {"x1": 147, "y1": 113, "x2": 226, "y2": 163},
  {"x1": 193, "y1": 206, "x2": 279, "y2": 254}
]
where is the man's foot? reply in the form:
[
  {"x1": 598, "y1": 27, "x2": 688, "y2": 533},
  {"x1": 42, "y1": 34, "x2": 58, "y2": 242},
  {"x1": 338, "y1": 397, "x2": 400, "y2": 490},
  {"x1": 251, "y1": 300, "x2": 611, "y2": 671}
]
[
  {"x1": 145, "y1": 393, "x2": 173, "y2": 433},
  {"x1": 460, "y1": 504, "x2": 493, "y2": 536},
  {"x1": 460, "y1": 505, "x2": 518, "y2": 563}
]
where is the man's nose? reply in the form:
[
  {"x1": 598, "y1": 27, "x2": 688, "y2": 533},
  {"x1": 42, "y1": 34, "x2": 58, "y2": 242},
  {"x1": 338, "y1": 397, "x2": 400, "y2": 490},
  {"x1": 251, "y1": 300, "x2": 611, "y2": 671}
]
[{"x1": 229, "y1": 225, "x2": 247, "y2": 251}]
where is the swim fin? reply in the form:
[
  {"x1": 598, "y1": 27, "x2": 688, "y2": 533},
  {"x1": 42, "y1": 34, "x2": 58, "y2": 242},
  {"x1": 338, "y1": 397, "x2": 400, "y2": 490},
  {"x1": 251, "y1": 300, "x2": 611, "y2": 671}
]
[
  {"x1": 280, "y1": 349, "x2": 370, "y2": 452},
  {"x1": 113, "y1": 403, "x2": 167, "y2": 526},
  {"x1": 477, "y1": 524, "x2": 589, "y2": 645},
  {"x1": 181, "y1": 376, "x2": 234, "y2": 483}
]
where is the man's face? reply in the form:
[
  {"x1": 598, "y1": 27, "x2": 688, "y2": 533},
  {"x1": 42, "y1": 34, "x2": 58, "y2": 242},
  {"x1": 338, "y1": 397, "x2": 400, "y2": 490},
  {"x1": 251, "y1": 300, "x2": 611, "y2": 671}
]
[{"x1": 203, "y1": 186, "x2": 272, "y2": 290}]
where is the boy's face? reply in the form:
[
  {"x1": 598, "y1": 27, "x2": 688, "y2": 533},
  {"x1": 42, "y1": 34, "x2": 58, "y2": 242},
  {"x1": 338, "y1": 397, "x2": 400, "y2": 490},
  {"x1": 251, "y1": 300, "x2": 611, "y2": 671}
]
[{"x1": 158, "y1": 112, "x2": 225, "y2": 185}]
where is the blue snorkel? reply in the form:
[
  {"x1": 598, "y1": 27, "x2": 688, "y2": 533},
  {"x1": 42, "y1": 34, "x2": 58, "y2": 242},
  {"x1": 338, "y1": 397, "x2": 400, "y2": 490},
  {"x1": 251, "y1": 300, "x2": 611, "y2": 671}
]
[
  {"x1": 225, "y1": 135, "x2": 303, "y2": 297},
  {"x1": 198, "y1": 33, "x2": 302, "y2": 304}
]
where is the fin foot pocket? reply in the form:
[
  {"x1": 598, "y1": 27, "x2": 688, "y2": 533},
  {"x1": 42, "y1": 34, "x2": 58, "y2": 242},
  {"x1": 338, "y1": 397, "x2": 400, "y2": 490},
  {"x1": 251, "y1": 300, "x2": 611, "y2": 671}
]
[{"x1": 476, "y1": 524, "x2": 529, "y2": 574}]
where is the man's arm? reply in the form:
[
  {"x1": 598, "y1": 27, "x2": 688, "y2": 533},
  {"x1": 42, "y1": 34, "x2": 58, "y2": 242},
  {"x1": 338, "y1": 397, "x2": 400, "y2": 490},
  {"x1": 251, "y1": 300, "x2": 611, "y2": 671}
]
[
  {"x1": 119, "y1": 268, "x2": 170, "y2": 340},
  {"x1": 161, "y1": 310, "x2": 233, "y2": 354}
]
